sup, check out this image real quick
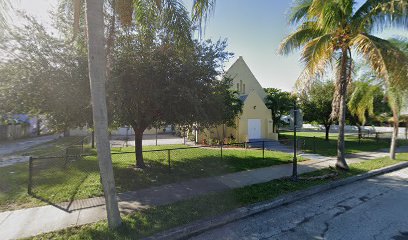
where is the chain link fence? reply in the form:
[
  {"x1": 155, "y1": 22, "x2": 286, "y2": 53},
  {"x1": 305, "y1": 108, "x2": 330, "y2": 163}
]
[{"x1": 27, "y1": 139, "x2": 299, "y2": 210}]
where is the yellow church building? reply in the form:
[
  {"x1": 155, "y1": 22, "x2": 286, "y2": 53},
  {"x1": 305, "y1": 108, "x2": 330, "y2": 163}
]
[{"x1": 197, "y1": 56, "x2": 277, "y2": 143}]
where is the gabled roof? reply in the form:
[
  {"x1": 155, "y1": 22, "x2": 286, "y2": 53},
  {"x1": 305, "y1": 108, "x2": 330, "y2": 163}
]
[{"x1": 226, "y1": 56, "x2": 267, "y2": 101}]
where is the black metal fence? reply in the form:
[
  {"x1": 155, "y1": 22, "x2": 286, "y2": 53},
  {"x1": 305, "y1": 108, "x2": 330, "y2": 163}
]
[
  {"x1": 27, "y1": 139, "x2": 300, "y2": 210},
  {"x1": 278, "y1": 131, "x2": 396, "y2": 154}
]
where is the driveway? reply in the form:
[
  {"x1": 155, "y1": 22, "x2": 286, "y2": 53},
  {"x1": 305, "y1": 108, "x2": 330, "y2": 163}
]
[
  {"x1": 190, "y1": 167, "x2": 408, "y2": 240},
  {"x1": 0, "y1": 134, "x2": 58, "y2": 157}
]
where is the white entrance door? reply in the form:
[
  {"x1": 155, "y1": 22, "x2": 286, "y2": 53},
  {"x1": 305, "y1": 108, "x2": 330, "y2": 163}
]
[{"x1": 248, "y1": 119, "x2": 261, "y2": 139}]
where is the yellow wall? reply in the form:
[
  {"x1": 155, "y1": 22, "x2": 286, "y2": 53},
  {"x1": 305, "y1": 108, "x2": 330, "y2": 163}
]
[
  {"x1": 197, "y1": 91, "x2": 277, "y2": 143},
  {"x1": 196, "y1": 56, "x2": 280, "y2": 143},
  {"x1": 226, "y1": 56, "x2": 267, "y2": 100},
  {"x1": 235, "y1": 91, "x2": 275, "y2": 141}
]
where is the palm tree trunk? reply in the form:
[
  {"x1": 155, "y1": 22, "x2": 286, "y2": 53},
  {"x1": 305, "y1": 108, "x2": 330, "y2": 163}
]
[
  {"x1": 85, "y1": 0, "x2": 121, "y2": 228},
  {"x1": 336, "y1": 48, "x2": 350, "y2": 170},
  {"x1": 390, "y1": 107, "x2": 399, "y2": 159}
]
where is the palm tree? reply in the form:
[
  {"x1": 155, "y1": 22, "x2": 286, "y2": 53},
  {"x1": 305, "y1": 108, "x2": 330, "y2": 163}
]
[
  {"x1": 84, "y1": 0, "x2": 122, "y2": 228},
  {"x1": 75, "y1": 0, "x2": 216, "y2": 228},
  {"x1": 348, "y1": 80, "x2": 379, "y2": 138},
  {"x1": 279, "y1": 0, "x2": 408, "y2": 170},
  {"x1": 387, "y1": 38, "x2": 408, "y2": 159},
  {"x1": 387, "y1": 87, "x2": 403, "y2": 159}
]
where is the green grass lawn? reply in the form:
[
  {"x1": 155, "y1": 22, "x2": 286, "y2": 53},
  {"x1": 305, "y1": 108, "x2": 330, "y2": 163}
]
[
  {"x1": 30, "y1": 153, "x2": 408, "y2": 240},
  {"x1": 0, "y1": 143, "x2": 298, "y2": 211},
  {"x1": 279, "y1": 131, "x2": 408, "y2": 156}
]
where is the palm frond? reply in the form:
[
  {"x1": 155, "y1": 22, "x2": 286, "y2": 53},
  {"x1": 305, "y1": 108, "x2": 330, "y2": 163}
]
[
  {"x1": 351, "y1": 33, "x2": 408, "y2": 88},
  {"x1": 387, "y1": 86, "x2": 404, "y2": 114},
  {"x1": 352, "y1": 0, "x2": 408, "y2": 33},
  {"x1": 348, "y1": 81, "x2": 377, "y2": 125},
  {"x1": 293, "y1": 33, "x2": 335, "y2": 92},
  {"x1": 300, "y1": 34, "x2": 334, "y2": 79},
  {"x1": 288, "y1": 0, "x2": 312, "y2": 24},
  {"x1": 0, "y1": 0, "x2": 10, "y2": 27},
  {"x1": 388, "y1": 37, "x2": 408, "y2": 54},
  {"x1": 308, "y1": 0, "x2": 345, "y2": 31},
  {"x1": 161, "y1": 0, "x2": 192, "y2": 45},
  {"x1": 133, "y1": 0, "x2": 192, "y2": 46},
  {"x1": 191, "y1": 0, "x2": 216, "y2": 35},
  {"x1": 278, "y1": 22, "x2": 323, "y2": 55}
]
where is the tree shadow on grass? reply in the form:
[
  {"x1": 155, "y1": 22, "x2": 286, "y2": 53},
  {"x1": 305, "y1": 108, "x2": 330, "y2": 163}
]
[
  {"x1": 27, "y1": 148, "x2": 296, "y2": 210},
  {"x1": 29, "y1": 156, "x2": 103, "y2": 212},
  {"x1": 111, "y1": 148, "x2": 294, "y2": 192}
]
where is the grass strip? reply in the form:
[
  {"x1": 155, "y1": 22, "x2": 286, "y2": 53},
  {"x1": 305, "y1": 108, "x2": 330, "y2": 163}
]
[{"x1": 29, "y1": 153, "x2": 408, "y2": 240}]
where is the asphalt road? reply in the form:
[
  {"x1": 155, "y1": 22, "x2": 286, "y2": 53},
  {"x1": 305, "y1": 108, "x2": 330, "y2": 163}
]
[{"x1": 190, "y1": 167, "x2": 408, "y2": 240}]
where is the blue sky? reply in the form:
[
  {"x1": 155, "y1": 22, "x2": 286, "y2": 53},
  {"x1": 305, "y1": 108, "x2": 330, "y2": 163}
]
[{"x1": 13, "y1": 0, "x2": 408, "y2": 91}]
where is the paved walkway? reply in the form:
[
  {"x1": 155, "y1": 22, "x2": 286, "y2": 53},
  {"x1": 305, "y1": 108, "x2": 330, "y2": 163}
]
[{"x1": 0, "y1": 148, "x2": 404, "y2": 239}]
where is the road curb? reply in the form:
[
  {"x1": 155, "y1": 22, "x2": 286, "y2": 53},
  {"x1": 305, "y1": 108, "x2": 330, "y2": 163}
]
[{"x1": 144, "y1": 161, "x2": 408, "y2": 240}]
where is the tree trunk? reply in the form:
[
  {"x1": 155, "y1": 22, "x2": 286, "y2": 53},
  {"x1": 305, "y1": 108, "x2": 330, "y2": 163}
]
[
  {"x1": 272, "y1": 111, "x2": 277, "y2": 133},
  {"x1": 357, "y1": 125, "x2": 362, "y2": 140},
  {"x1": 134, "y1": 127, "x2": 146, "y2": 168},
  {"x1": 85, "y1": 0, "x2": 121, "y2": 228},
  {"x1": 36, "y1": 118, "x2": 41, "y2": 136},
  {"x1": 63, "y1": 128, "x2": 70, "y2": 137},
  {"x1": 336, "y1": 49, "x2": 350, "y2": 170},
  {"x1": 390, "y1": 108, "x2": 399, "y2": 159},
  {"x1": 91, "y1": 130, "x2": 95, "y2": 148},
  {"x1": 324, "y1": 125, "x2": 330, "y2": 141}
]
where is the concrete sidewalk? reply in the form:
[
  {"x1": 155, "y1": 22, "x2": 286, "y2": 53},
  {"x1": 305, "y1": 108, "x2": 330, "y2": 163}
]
[{"x1": 0, "y1": 149, "x2": 400, "y2": 239}]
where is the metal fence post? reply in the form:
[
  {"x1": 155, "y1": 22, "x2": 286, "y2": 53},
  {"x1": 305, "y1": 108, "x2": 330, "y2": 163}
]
[
  {"x1": 81, "y1": 138, "x2": 84, "y2": 153},
  {"x1": 262, "y1": 141, "x2": 265, "y2": 160},
  {"x1": 292, "y1": 101, "x2": 298, "y2": 181},
  {"x1": 313, "y1": 136, "x2": 316, "y2": 153},
  {"x1": 220, "y1": 144, "x2": 223, "y2": 159},
  {"x1": 167, "y1": 149, "x2": 171, "y2": 172},
  {"x1": 28, "y1": 157, "x2": 33, "y2": 194}
]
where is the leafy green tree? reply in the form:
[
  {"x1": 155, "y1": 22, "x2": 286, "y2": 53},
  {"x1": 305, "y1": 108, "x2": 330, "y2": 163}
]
[
  {"x1": 299, "y1": 81, "x2": 334, "y2": 141},
  {"x1": 110, "y1": 31, "x2": 239, "y2": 168},
  {"x1": 264, "y1": 88, "x2": 294, "y2": 133},
  {"x1": 71, "y1": 0, "x2": 217, "y2": 228},
  {"x1": 0, "y1": 14, "x2": 92, "y2": 134},
  {"x1": 279, "y1": 0, "x2": 408, "y2": 170}
]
